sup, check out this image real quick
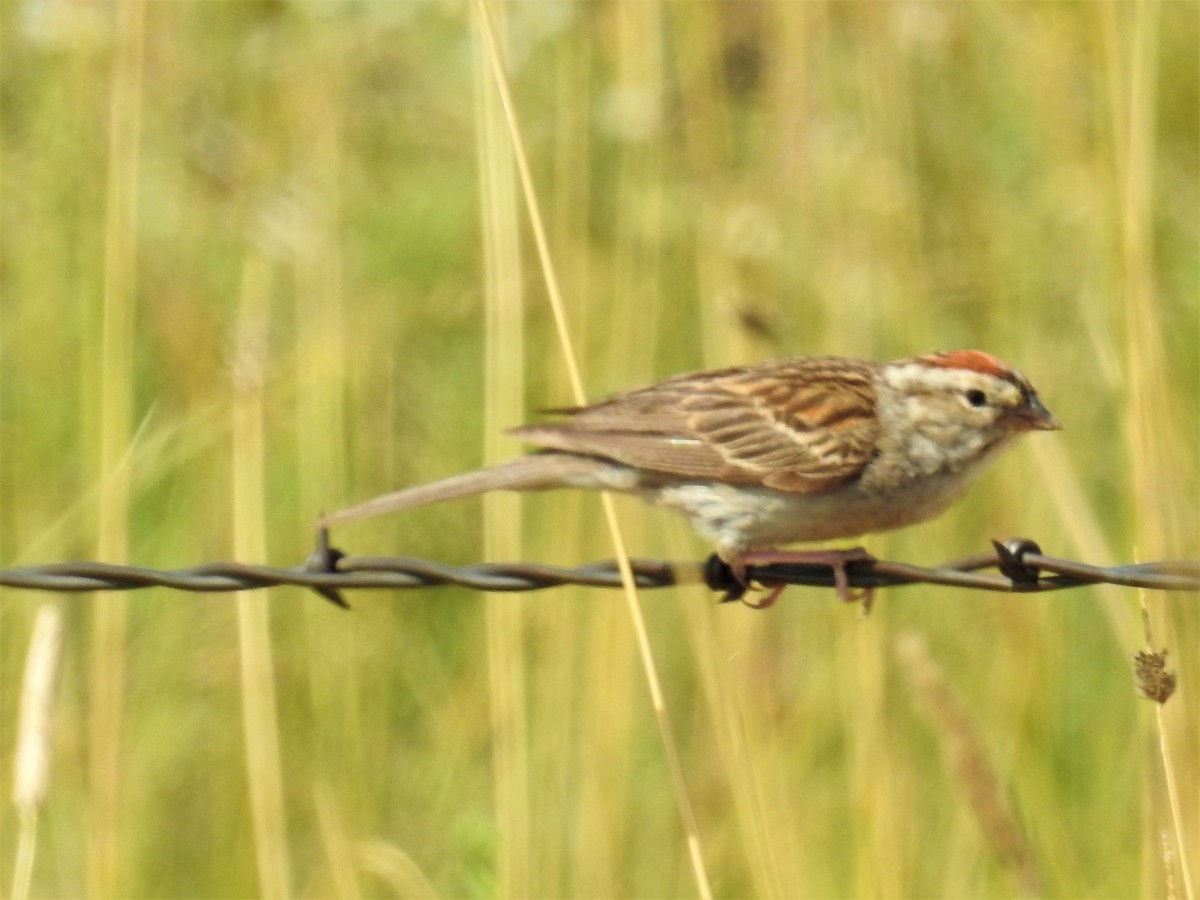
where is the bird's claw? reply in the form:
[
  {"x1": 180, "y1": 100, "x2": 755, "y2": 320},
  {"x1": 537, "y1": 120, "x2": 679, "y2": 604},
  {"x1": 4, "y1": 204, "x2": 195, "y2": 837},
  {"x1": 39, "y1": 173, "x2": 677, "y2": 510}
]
[{"x1": 715, "y1": 547, "x2": 877, "y2": 613}]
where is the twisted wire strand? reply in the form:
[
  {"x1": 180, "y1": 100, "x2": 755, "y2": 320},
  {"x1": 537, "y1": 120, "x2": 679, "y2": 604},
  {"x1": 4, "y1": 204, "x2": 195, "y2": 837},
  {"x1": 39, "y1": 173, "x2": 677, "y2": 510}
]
[{"x1": 0, "y1": 536, "x2": 1194, "y2": 609}]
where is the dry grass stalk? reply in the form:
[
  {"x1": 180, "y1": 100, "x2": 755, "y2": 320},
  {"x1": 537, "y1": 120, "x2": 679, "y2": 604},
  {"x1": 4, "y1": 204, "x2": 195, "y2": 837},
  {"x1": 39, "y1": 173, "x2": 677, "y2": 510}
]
[
  {"x1": 11, "y1": 604, "x2": 65, "y2": 900},
  {"x1": 474, "y1": 1, "x2": 713, "y2": 896},
  {"x1": 896, "y1": 630, "x2": 1044, "y2": 896},
  {"x1": 1137, "y1": 595, "x2": 1195, "y2": 900}
]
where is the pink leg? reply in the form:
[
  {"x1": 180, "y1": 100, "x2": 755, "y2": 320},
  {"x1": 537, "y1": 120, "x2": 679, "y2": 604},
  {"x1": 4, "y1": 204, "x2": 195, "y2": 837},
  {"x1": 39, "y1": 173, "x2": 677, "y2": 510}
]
[
  {"x1": 740, "y1": 581, "x2": 788, "y2": 610},
  {"x1": 731, "y1": 547, "x2": 876, "y2": 610}
]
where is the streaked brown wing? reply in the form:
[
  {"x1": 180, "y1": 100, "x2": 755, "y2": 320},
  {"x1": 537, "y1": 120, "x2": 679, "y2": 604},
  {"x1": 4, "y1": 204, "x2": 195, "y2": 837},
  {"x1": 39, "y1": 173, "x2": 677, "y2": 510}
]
[{"x1": 508, "y1": 357, "x2": 880, "y2": 493}]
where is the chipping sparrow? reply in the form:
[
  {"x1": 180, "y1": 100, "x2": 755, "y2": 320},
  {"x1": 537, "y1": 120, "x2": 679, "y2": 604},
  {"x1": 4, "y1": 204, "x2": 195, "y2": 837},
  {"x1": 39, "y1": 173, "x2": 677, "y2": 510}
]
[{"x1": 321, "y1": 351, "x2": 1059, "y2": 603}]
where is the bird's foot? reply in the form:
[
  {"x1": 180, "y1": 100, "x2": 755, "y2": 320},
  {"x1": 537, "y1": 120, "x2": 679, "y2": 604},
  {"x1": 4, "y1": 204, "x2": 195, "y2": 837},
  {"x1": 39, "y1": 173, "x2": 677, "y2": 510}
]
[{"x1": 728, "y1": 547, "x2": 877, "y2": 612}]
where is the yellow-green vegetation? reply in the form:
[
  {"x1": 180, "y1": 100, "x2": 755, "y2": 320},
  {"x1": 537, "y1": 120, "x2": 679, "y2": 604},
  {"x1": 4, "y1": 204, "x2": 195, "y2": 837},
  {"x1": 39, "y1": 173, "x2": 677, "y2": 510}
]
[{"x1": 1, "y1": 1, "x2": 1196, "y2": 896}]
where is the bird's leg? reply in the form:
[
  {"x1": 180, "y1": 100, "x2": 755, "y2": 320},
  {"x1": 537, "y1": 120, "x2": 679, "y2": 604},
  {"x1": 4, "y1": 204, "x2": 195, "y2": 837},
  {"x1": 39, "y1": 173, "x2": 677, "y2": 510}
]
[
  {"x1": 724, "y1": 557, "x2": 785, "y2": 609},
  {"x1": 732, "y1": 547, "x2": 877, "y2": 611},
  {"x1": 718, "y1": 558, "x2": 777, "y2": 607},
  {"x1": 740, "y1": 581, "x2": 788, "y2": 610}
]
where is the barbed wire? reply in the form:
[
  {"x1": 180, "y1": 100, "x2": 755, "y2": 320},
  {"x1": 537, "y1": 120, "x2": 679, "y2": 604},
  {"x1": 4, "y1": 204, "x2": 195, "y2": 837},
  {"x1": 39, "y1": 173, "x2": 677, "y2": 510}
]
[{"x1": 0, "y1": 535, "x2": 1194, "y2": 610}]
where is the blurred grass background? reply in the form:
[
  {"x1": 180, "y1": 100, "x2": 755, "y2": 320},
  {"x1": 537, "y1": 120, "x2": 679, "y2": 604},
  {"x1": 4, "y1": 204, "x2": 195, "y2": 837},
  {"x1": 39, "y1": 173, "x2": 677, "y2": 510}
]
[{"x1": 0, "y1": 0, "x2": 1197, "y2": 896}]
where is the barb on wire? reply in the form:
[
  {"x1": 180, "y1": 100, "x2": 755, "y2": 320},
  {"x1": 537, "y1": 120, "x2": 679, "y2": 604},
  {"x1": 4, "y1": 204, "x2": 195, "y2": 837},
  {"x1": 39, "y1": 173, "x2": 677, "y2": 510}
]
[{"x1": 0, "y1": 533, "x2": 1194, "y2": 609}]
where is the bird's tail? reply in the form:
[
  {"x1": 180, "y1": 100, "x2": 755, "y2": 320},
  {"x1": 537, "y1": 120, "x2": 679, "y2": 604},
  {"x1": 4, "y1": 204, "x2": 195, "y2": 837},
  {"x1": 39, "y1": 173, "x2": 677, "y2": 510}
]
[{"x1": 319, "y1": 452, "x2": 634, "y2": 527}]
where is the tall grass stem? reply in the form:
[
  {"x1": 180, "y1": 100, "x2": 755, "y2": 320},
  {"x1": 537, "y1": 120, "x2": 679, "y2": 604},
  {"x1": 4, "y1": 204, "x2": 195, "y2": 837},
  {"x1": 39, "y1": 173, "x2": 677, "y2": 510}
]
[
  {"x1": 233, "y1": 256, "x2": 293, "y2": 899},
  {"x1": 474, "y1": 2, "x2": 713, "y2": 895}
]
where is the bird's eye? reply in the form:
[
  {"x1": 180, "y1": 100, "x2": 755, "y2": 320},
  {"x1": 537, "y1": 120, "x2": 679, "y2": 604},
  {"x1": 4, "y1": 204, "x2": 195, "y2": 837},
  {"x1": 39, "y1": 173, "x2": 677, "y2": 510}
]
[{"x1": 964, "y1": 389, "x2": 988, "y2": 408}]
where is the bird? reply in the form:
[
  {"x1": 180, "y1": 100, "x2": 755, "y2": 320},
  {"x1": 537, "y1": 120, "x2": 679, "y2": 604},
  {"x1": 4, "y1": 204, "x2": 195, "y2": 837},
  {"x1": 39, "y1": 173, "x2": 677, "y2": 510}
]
[{"x1": 320, "y1": 350, "x2": 1060, "y2": 605}]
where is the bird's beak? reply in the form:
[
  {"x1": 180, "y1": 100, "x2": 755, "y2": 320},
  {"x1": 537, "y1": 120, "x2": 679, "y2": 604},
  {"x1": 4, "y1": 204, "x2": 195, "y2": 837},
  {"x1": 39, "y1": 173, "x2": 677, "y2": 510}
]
[{"x1": 1013, "y1": 394, "x2": 1062, "y2": 431}]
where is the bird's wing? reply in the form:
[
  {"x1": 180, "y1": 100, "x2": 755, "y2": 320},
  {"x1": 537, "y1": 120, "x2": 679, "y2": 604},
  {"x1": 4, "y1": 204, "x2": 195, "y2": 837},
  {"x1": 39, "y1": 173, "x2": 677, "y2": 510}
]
[{"x1": 510, "y1": 357, "x2": 881, "y2": 493}]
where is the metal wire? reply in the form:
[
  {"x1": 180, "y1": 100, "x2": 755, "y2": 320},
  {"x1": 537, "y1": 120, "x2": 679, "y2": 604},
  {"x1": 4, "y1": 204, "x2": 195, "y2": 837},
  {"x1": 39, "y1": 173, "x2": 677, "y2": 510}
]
[{"x1": 0, "y1": 534, "x2": 1194, "y2": 609}]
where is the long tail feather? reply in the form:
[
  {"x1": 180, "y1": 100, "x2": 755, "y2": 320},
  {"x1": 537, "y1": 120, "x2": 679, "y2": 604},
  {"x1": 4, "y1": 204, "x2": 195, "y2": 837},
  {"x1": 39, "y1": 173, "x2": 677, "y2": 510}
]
[{"x1": 319, "y1": 452, "x2": 633, "y2": 527}]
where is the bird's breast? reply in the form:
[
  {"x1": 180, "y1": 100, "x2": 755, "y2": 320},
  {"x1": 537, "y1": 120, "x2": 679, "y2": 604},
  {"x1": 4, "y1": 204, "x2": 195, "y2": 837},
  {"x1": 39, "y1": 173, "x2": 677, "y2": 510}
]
[{"x1": 650, "y1": 468, "x2": 981, "y2": 556}]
